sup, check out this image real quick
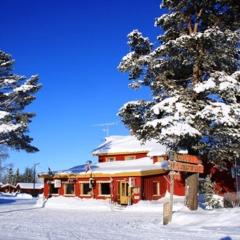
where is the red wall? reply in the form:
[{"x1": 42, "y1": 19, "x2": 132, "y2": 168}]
[
  {"x1": 143, "y1": 174, "x2": 185, "y2": 200},
  {"x1": 98, "y1": 153, "x2": 147, "y2": 162},
  {"x1": 202, "y1": 163, "x2": 235, "y2": 195}
]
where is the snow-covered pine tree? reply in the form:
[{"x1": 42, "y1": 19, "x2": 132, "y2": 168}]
[
  {"x1": 201, "y1": 175, "x2": 222, "y2": 209},
  {"x1": 0, "y1": 50, "x2": 41, "y2": 152},
  {"x1": 118, "y1": 1, "x2": 240, "y2": 169}
]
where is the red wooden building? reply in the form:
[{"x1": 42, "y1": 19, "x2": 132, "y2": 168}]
[
  {"x1": 16, "y1": 183, "x2": 44, "y2": 196},
  {"x1": 0, "y1": 183, "x2": 16, "y2": 193},
  {"x1": 40, "y1": 136, "x2": 197, "y2": 205}
]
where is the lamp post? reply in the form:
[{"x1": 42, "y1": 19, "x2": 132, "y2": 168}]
[{"x1": 33, "y1": 163, "x2": 40, "y2": 196}]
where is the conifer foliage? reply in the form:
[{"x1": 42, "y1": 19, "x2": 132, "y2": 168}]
[
  {"x1": 0, "y1": 50, "x2": 41, "y2": 152},
  {"x1": 118, "y1": 0, "x2": 240, "y2": 168}
]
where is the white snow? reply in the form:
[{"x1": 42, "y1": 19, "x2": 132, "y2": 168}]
[
  {"x1": 198, "y1": 102, "x2": 237, "y2": 126},
  {"x1": 0, "y1": 123, "x2": 21, "y2": 134},
  {"x1": 152, "y1": 97, "x2": 178, "y2": 115},
  {"x1": 92, "y1": 135, "x2": 167, "y2": 157},
  {"x1": 0, "y1": 194, "x2": 239, "y2": 240},
  {"x1": 194, "y1": 77, "x2": 216, "y2": 93},
  {"x1": 16, "y1": 182, "x2": 43, "y2": 190},
  {"x1": 13, "y1": 81, "x2": 34, "y2": 93},
  {"x1": 58, "y1": 157, "x2": 168, "y2": 176},
  {"x1": 0, "y1": 110, "x2": 9, "y2": 119},
  {"x1": 0, "y1": 192, "x2": 33, "y2": 199},
  {"x1": 161, "y1": 121, "x2": 201, "y2": 137}
]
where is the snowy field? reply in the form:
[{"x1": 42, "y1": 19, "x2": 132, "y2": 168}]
[{"x1": 0, "y1": 194, "x2": 239, "y2": 240}]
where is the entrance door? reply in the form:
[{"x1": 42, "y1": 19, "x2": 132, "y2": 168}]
[{"x1": 119, "y1": 181, "x2": 129, "y2": 205}]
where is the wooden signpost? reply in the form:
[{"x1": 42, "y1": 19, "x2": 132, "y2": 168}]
[
  {"x1": 169, "y1": 161, "x2": 203, "y2": 173},
  {"x1": 163, "y1": 202, "x2": 172, "y2": 225},
  {"x1": 163, "y1": 153, "x2": 204, "y2": 225}
]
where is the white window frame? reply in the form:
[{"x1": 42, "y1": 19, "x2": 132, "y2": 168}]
[
  {"x1": 106, "y1": 156, "x2": 116, "y2": 162},
  {"x1": 48, "y1": 181, "x2": 59, "y2": 196},
  {"x1": 97, "y1": 181, "x2": 111, "y2": 197},
  {"x1": 153, "y1": 181, "x2": 160, "y2": 196},
  {"x1": 79, "y1": 181, "x2": 91, "y2": 196},
  {"x1": 63, "y1": 182, "x2": 75, "y2": 196},
  {"x1": 124, "y1": 155, "x2": 136, "y2": 160}
]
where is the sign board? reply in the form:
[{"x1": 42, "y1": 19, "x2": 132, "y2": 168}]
[
  {"x1": 174, "y1": 154, "x2": 201, "y2": 164},
  {"x1": 163, "y1": 201, "x2": 172, "y2": 225},
  {"x1": 129, "y1": 177, "x2": 135, "y2": 187},
  {"x1": 169, "y1": 161, "x2": 204, "y2": 173},
  {"x1": 54, "y1": 179, "x2": 61, "y2": 188}
]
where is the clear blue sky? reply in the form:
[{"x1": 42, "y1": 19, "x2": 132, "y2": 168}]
[{"x1": 0, "y1": 0, "x2": 164, "y2": 173}]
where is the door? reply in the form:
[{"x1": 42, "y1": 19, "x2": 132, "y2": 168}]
[{"x1": 119, "y1": 181, "x2": 129, "y2": 205}]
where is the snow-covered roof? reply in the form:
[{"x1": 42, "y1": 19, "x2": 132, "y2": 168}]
[
  {"x1": 16, "y1": 183, "x2": 43, "y2": 190},
  {"x1": 0, "y1": 183, "x2": 16, "y2": 188},
  {"x1": 92, "y1": 135, "x2": 167, "y2": 157},
  {"x1": 51, "y1": 157, "x2": 168, "y2": 177}
]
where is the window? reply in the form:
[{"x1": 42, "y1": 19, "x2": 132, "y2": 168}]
[
  {"x1": 64, "y1": 183, "x2": 75, "y2": 195},
  {"x1": 124, "y1": 156, "x2": 136, "y2": 160},
  {"x1": 49, "y1": 184, "x2": 59, "y2": 195},
  {"x1": 99, "y1": 182, "x2": 111, "y2": 196},
  {"x1": 106, "y1": 157, "x2": 115, "y2": 162},
  {"x1": 153, "y1": 182, "x2": 160, "y2": 196},
  {"x1": 80, "y1": 182, "x2": 91, "y2": 196}
]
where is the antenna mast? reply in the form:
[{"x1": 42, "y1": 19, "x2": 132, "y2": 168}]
[{"x1": 93, "y1": 122, "x2": 117, "y2": 137}]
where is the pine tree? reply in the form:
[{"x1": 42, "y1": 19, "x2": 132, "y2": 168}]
[
  {"x1": 201, "y1": 175, "x2": 222, "y2": 209},
  {"x1": 118, "y1": 1, "x2": 240, "y2": 169},
  {"x1": 22, "y1": 167, "x2": 34, "y2": 183},
  {"x1": 5, "y1": 165, "x2": 14, "y2": 185},
  {"x1": 14, "y1": 168, "x2": 21, "y2": 185},
  {"x1": 0, "y1": 50, "x2": 41, "y2": 152}
]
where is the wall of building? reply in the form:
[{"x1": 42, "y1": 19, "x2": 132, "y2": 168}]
[{"x1": 98, "y1": 153, "x2": 147, "y2": 162}]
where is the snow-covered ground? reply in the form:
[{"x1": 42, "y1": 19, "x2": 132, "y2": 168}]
[{"x1": 0, "y1": 194, "x2": 239, "y2": 240}]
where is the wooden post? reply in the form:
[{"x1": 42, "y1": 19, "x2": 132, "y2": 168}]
[
  {"x1": 169, "y1": 170, "x2": 174, "y2": 216},
  {"x1": 185, "y1": 173, "x2": 199, "y2": 210},
  {"x1": 163, "y1": 202, "x2": 171, "y2": 225}
]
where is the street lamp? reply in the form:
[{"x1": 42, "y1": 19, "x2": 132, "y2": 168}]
[{"x1": 33, "y1": 163, "x2": 40, "y2": 196}]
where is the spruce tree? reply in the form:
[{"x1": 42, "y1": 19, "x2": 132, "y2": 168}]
[
  {"x1": 202, "y1": 175, "x2": 222, "y2": 209},
  {"x1": 0, "y1": 50, "x2": 41, "y2": 152},
  {"x1": 118, "y1": 1, "x2": 240, "y2": 169}
]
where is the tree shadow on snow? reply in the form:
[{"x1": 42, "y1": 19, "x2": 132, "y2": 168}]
[{"x1": 220, "y1": 237, "x2": 232, "y2": 240}]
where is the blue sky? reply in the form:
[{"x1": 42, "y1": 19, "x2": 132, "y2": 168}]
[{"x1": 0, "y1": 0, "x2": 164, "y2": 173}]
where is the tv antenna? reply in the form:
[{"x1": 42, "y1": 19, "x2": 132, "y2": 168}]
[{"x1": 93, "y1": 122, "x2": 117, "y2": 137}]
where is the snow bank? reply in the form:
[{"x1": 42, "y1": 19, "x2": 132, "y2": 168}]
[
  {"x1": 125, "y1": 192, "x2": 185, "y2": 212},
  {"x1": 15, "y1": 193, "x2": 33, "y2": 199},
  {"x1": 0, "y1": 192, "x2": 33, "y2": 199},
  {"x1": 41, "y1": 196, "x2": 112, "y2": 211},
  {"x1": 39, "y1": 192, "x2": 186, "y2": 213}
]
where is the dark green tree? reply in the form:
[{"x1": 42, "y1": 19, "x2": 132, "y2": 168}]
[
  {"x1": 0, "y1": 50, "x2": 41, "y2": 152},
  {"x1": 118, "y1": 0, "x2": 240, "y2": 169}
]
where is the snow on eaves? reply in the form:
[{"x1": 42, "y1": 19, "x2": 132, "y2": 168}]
[
  {"x1": 16, "y1": 182, "x2": 43, "y2": 190},
  {"x1": 51, "y1": 157, "x2": 169, "y2": 176}
]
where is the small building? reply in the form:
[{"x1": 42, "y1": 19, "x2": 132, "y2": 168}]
[
  {"x1": 16, "y1": 182, "x2": 43, "y2": 196},
  {"x1": 0, "y1": 183, "x2": 16, "y2": 193},
  {"x1": 40, "y1": 136, "x2": 196, "y2": 205}
]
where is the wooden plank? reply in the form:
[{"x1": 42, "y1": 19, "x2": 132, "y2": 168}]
[
  {"x1": 185, "y1": 173, "x2": 199, "y2": 210},
  {"x1": 174, "y1": 154, "x2": 201, "y2": 164},
  {"x1": 169, "y1": 161, "x2": 204, "y2": 173}
]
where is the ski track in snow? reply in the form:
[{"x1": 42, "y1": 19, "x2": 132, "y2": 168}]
[{"x1": 0, "y1": 200, "x2": 239, "y2": 240}]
